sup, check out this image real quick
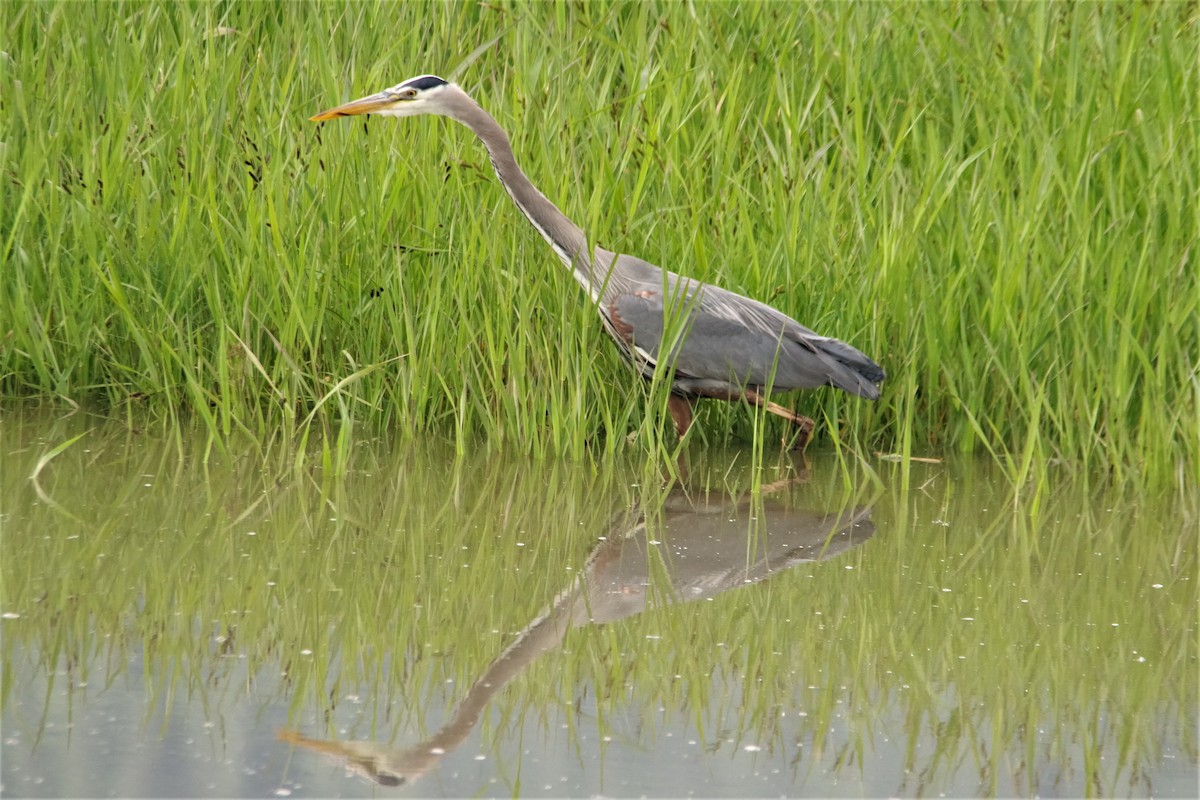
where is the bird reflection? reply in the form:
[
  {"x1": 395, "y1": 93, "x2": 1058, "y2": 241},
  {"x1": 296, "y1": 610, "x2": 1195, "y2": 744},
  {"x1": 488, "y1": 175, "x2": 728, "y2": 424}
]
[{"x1": 279, "y1": 471, "x2": 875, "y2": 787}]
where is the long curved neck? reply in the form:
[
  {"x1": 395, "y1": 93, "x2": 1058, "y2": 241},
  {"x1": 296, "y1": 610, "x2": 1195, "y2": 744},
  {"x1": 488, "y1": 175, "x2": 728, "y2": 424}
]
[{"x1": 445, "y1": 91, "x2": 601, "y2": 299}]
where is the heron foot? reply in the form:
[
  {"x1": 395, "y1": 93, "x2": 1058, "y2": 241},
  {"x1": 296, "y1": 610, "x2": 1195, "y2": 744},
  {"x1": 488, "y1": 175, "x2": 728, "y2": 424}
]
[
  {"x1": 737, "y1": 390, "x2": 815, "y2": 450},
  {"x1": 787, "y1": 415, "x2": 815, "y2": 451},
  {"x1": 667, "y1": 395, "x2": 696, "y2": 438}
]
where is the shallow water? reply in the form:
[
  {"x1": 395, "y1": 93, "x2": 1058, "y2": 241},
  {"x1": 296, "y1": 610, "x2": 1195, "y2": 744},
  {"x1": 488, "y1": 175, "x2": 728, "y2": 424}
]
[{"x1": 2, "y1": 409, "x2": 1196, "y2": 797}]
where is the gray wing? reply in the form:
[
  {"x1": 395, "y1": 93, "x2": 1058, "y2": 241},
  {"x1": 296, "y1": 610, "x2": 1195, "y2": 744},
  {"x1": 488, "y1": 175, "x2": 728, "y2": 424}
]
[{"x1": 599, "y1": 253, "x2": 883, "y2": 399}]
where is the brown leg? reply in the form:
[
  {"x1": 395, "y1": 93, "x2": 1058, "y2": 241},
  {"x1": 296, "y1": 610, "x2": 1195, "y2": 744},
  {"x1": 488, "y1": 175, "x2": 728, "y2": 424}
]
[
  {"x1": 755, "y1": 467, "x2": 812, "y2": 496},
  {"x1": 667, "y1": 395, "x2": 695, "y2": 438},
  {"x1": 742, "y1": 390, "x2": 815, "y2": 450}
]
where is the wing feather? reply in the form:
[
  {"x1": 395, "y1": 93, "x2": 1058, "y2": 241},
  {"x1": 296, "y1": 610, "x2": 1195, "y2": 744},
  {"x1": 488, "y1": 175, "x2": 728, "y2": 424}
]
[{"x1": 598, "y1": 253, "x2": 883, "y2": 398}]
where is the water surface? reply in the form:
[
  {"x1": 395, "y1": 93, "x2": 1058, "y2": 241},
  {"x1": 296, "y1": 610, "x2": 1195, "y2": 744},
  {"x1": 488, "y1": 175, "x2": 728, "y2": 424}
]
[{"x1": 2, "y1": 410, "x2": 1196, "y2": 797}]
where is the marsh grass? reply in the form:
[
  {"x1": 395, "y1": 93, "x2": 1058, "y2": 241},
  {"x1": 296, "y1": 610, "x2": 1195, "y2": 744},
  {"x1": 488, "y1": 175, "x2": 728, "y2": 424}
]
[{"x1": 1, "y1": 2, "x2": 1196, "y2": 481}]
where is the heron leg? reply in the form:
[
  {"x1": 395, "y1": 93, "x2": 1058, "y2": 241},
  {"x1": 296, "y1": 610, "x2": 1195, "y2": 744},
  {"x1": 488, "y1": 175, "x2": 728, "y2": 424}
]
[
  {"x1": 741, "y1": 390, "x2": 815, "y2": 450},
  {"x1": 756, "y1": 471, "x2": 811, "y2": 496},
  {"x1": 667, "y1": 395, "x2": 696, "y2": 438}
]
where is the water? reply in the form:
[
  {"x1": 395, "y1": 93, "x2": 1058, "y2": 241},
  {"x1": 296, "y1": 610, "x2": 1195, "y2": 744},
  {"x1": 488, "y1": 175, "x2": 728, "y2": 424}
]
[{"x1": 2, "y1": 409, "x2": 1196, "y2": 797}]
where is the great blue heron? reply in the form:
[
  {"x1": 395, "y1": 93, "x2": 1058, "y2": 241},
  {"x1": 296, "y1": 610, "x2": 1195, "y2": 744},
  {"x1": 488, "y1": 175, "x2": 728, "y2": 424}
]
[{"x1": 311, "y1": 75, "x2": 884, "y2": 445}]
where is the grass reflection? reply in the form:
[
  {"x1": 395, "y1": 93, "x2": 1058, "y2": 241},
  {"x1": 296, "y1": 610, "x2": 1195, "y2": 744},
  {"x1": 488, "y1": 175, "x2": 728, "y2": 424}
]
[{"x1": 1, "y1": 412, "x2": 1195, "y2": 796}]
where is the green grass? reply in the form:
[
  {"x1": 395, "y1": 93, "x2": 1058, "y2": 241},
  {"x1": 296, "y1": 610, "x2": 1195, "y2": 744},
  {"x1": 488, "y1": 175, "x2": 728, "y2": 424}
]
[{"x1": 1, "y1": 2, "x2": 1196, "y2": 482}]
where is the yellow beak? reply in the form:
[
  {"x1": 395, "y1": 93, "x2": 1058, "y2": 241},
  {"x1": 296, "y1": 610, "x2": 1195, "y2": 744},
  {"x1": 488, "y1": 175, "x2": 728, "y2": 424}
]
[{"x1": 309, "y1": 92, "x2": 395, "y2": 122}]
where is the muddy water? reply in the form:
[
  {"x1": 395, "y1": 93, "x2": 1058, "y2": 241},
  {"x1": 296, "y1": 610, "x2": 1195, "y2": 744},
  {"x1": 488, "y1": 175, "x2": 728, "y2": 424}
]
[{"x1": 2, "y1": 409, "x2": 1196, "y2": 797}]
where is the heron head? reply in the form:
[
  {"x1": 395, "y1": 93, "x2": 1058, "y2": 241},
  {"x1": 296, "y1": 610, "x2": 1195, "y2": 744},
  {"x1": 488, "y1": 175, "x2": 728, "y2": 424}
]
[{"x1": 310, "y1": 75, "x2": 454, "y2": 121}]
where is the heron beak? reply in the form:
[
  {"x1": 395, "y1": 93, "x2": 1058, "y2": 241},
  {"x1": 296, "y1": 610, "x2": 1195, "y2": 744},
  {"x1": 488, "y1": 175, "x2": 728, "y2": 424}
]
[{"x1": 309, "y1": 92, "x2": 396, "y2": 121}]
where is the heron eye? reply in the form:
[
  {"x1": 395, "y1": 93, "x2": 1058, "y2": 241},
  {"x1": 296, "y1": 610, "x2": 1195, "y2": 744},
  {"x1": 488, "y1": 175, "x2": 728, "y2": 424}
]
[{"x1": 399, "y1": 88, "x2": 418, "y2": 100}]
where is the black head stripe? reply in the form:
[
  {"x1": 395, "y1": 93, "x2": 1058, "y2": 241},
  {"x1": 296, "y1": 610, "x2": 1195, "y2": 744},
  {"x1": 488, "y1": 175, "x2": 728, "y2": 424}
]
[{"x1": 404, "y1": 75, "x2": 448, "y2": 91}]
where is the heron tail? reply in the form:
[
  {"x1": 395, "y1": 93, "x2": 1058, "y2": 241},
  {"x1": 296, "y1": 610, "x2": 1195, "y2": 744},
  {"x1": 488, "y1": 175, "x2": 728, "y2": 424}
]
[{"x1": 814, "y1": 339, "x2": 885, "y2": 399}]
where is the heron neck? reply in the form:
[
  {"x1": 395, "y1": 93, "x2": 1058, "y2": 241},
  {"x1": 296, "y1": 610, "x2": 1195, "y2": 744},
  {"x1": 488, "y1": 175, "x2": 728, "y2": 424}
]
[{"x1": 446, "y1": 95, "x2": 599, "y2": 297}]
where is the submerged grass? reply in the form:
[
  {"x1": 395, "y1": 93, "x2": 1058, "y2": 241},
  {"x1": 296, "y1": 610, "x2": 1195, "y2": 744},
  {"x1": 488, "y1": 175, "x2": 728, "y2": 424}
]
[{"x1": 1, "y1": 2, "x2": 1196, "y2": 481}]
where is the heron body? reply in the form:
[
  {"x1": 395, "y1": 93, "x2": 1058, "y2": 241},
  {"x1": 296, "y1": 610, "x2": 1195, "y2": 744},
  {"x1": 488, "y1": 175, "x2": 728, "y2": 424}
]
[{"x1": 311, "y1": 75, "x2": 885, "y2": 443}]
